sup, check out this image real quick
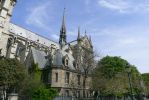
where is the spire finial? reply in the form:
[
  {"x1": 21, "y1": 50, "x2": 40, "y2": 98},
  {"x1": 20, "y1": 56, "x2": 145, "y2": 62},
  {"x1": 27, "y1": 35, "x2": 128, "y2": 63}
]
[
  {"x1": 63, "y1": 7, "x2": 66, "y2": 19},
  {"x1": 62, "y1": 7, "x2": 66, "y2": 30}
]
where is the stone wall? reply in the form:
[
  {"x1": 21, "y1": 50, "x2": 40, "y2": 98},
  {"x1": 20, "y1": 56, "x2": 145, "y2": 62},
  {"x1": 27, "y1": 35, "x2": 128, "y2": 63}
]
[{"x1": 51, "y1": 68, "x2": 92, "y2": 97}]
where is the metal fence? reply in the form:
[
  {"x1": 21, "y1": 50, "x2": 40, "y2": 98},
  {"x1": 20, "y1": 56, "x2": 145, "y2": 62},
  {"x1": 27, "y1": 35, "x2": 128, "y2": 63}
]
[
  {"x1": 17, "y1": 95, "x2": 149, "y2": 100},
  {"x1": 18, "y1": 95, "x2": 31, "y2": 100},
  {"x1": 54, "y1": 96, "x2": 94, "y2": 100},
  {"x1": 53, "y1": 95, "x2": 149, "y2": 100}
]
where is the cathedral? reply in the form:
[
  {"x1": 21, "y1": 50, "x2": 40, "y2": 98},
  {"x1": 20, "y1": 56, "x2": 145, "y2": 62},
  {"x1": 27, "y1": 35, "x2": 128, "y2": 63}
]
[{"x1": 0, "y1": 0, "x2": 94, "y2": 98}]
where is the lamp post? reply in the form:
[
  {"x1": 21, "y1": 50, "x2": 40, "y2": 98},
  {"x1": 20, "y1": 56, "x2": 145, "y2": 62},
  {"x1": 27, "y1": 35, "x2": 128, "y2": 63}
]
[{"x1": 126, "y1": 63, "x2": 135, "y2": 100}]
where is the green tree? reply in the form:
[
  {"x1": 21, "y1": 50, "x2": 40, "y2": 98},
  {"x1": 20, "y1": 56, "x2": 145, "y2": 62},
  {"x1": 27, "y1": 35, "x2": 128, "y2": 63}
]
[
  {"x1": 18, "y1": 75, "x2": 58, "y2": 100},
  {"x1": 18, "y1": 73, "x2": 44, "y2": 96},
  {"x1": 92, "y1": 56, "x2": 141, "y2": 97},
  {"x1": 18, "y1": 63, "x2": 58, "y2": 100},
  {"x1": 141, "y1": 73, "x2": 149, "y2": 95},
  {"x1": 0, "y1": 58, "x2": 26, "y2": 99},
  {"x1": 31, "y1": 87, "x2": 58, "y2": 100}
]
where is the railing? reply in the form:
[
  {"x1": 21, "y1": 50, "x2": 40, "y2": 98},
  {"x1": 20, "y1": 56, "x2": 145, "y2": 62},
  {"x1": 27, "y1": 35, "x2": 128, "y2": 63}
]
[
  {"x1": 16, "y1": 95, "x2": 149, "y2": 100},
  {"x1": 53, "y1": 95, "x2": 149, "y2": 100}
]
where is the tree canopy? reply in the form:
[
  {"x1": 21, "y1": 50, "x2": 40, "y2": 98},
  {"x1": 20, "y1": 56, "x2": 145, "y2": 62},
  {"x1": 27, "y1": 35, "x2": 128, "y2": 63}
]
[
  {"x1": 18, "y1": 62, "x2": 58, "y2": 100},
  {"x1": 20, "y1": 76, "x2": 58, "y2": 100},
  {"x1": 31, "y1": 87, "x2": 58, "y2": 100},
  {"x1": 141, "y1": 73, "x2": 149, "y2": 95},
  {"x1": 92, "y1": 56, "x2": 142, "y2": 96},
  {"x1": 0, "y1": 58, "x2": 26, "y2": 92},
  {"x1": 0, "y1": 57, "x2": 27, "y2": 100}
]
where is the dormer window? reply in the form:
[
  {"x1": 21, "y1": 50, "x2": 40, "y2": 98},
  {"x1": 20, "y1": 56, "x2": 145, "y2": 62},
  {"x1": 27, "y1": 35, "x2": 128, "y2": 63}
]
[
  {"x1": 63, "y1": 55, "x2": 69, "y2": 67},
  {"x1": 65, "y1": 59, "x2": 68, "y2": 66}
]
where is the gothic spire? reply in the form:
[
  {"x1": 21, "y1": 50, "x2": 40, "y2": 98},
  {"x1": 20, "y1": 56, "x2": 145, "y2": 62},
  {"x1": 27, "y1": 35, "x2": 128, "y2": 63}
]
[
  {"x1": 59, "y1": 8, "x2": 67, "y2": 48},
  {"x1": 77, "y1": 27, "x2": 80, "y2": 40},
  {"x1": 61, "y1": 8, "x2": 66, "y2": 32}
]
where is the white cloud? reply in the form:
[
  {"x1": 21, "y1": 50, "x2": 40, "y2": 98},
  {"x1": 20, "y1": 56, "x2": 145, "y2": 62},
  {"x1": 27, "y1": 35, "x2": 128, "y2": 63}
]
[
  {"x1": 25, "y1": 1, "x2": 51, "y2": 30},
  {"x1": 117, "y1": 38, "x2": 137, "y2": 45},
  {"x1": 68, "y1": 30, "x2": 77, "y2": 36},
  {"x1": 51, "y1": 34, "x2": 59, "y2": 40},
  {"x1": 98, "y1": 0, "x2": 149, "y2": 13},
  {"x1": 93, "y1": 26, "x2": 149, "y2": 73},
  {"x1": 98, "y1": 0, "x2": 129, "y2": 13}
]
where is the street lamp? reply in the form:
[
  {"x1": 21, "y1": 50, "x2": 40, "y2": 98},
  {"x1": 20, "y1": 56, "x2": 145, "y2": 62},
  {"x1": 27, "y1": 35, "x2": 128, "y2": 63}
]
[{"x1": 126, "y1": 63, "x2": 135, "y2": 100}]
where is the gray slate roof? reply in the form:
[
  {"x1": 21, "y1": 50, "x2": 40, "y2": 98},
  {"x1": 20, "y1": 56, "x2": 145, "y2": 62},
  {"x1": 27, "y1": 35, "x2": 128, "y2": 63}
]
[
  {"x1": 30, "y1": 44, "x2": 76, "y2": 70},
  {"x1": 53, "y1": 47, "x2": 75, "y2": 70},
  {"x1": 53, "y1": 49, "x2": 63, "y2": 66},
  {"x1": 31, "y1": 47, "x2": 49, "y2": 69}
]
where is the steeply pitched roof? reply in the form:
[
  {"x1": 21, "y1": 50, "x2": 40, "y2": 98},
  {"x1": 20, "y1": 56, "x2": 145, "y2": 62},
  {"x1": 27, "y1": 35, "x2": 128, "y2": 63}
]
[
  {"x1": 53, "y1": 49, "x2": 75, "y2": 70},
  {"x1": 53, "y1": 49, "x2": 63, "y2": 66},
  {"x1": 31, "y1": 47, "x2": 49, "y2": 69}
]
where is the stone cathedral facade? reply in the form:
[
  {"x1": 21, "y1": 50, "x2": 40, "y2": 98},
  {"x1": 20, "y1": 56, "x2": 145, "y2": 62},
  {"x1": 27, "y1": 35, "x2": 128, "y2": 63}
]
[{"x1": 0, "y1": 0, "x2": 94, "y2": 98}]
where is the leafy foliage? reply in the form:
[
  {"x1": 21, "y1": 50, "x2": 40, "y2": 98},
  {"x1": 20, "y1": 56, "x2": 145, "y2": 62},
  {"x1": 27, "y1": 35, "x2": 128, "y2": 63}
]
[
  {"x1": 0, "y1": 58, "x2": 58, "y2": 99},
  {"x1": 141, "y1": 73, "x2": 149, "y2": 95},
  {"x1": 31, "y1": 87, "x2": 58, "y2": 100},
  {"x1": 19, "y1": 63, "x2": 58, "y2": 100},
  {"x1": 98, "y1": 56, "x2": 127, "y2": 78},
  {"x1": 92, "y1": 56, "x2": 142, "y2": 96},
  {"x1": 19, "y1": 75, "x2": 58, "y2": 100},
  {"x1": 18, "y1": 74, "x2": 44, "y2": 96},
  {"x1": 0, "y1": 58, "x2": 26, "y2": 92},
  {"x1": 142, "y1": 73, "x2": 149, "y2": 82}
]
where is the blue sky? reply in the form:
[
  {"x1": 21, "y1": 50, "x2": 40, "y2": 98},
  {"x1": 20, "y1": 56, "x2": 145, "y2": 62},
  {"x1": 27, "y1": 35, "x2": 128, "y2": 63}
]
[{"x1": 11, "y1": 0, "x2": 149, "y2": 73}]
